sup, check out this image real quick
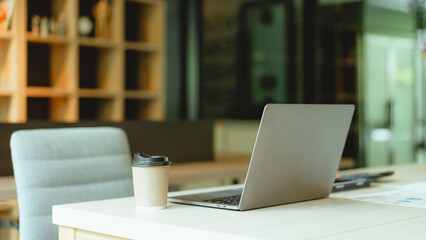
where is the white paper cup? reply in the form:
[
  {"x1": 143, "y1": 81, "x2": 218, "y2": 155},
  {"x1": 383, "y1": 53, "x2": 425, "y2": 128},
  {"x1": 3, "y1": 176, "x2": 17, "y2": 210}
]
[{"x1": 131, "y1": 153, "x2": 171, "y2": 210}]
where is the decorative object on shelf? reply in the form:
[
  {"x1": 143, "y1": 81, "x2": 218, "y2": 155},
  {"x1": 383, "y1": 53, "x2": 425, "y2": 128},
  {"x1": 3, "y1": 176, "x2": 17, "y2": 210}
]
[
  {"x1": 40, "y1": 16, "x2": 49, "y2": 38},
  {"x1": 49, "y1": 17, "x2": 57, "y2": 35},
  {"x1": 31, "y1": 14, "x2": 67, "y2": 37},
  {"x1": 0, "y1": 6, "x2": 7, "y2": 30},
  {"x1": 56, "y1": 13, "x2": 67, "y2": 36},
  {"x1": 0, "y1": 0, "x2": 15, "y2": 31},
  {"x1": 92, "y1": 0, "x2": 111, "y2": 39},
  {"x1": 31, "y1": 15, "x2": 40, "y2": 36},
  {"x1": 78, "y1": 16, "x2": 93, "y2": 37}
]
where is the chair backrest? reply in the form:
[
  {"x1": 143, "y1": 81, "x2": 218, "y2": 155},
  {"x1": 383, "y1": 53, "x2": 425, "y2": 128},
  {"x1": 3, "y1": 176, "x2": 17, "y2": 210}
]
[{"x1": 10, "y1": 127, "x2": 134, "y2": 240}]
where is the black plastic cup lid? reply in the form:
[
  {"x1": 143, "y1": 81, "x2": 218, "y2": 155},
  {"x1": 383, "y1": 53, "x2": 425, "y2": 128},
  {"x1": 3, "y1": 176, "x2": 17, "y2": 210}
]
[{"x1": 131, "y1": 153, "x2": 171, "y2": 167}]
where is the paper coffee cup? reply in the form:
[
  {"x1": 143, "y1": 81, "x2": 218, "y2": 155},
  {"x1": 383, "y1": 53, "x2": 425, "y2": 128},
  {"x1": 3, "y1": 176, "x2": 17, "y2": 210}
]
[{"x1": 131, "y1": 153, "x2": 172, "y2": 210}]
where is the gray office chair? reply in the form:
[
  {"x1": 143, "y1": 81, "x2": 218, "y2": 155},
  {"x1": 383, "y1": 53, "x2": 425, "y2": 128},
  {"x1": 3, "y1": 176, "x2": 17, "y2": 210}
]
[{"x1": 10, "y1": 127, "x2": 134, "y2": 240}]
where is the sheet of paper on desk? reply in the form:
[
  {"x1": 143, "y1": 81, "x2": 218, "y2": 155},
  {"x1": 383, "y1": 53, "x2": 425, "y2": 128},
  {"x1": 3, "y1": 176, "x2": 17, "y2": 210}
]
[{"x1": 347, "y1": 182, "x2": 426, "y2": 209}]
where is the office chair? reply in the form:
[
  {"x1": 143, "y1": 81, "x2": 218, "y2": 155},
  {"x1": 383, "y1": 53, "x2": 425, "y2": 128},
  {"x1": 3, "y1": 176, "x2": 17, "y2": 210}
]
[{"x1": 10, "y1": 127, "x2": 134, "y2": 240}]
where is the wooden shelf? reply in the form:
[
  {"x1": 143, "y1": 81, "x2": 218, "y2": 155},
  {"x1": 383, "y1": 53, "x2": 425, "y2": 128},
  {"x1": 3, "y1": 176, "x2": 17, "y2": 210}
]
[
  {"x1": 318, "y1": 20, "x2": 359, "y2": 163},
  {"x1": 79, "y1": 89, "x2": 119, "y2": 98},
  {"x1": 79, "y1": 37, "x2": 118, "y2": 49},
  {"x1": 26, "y1": 33, "x2": 70, "y2": 45},
  {"x1": 125, "y1": 90, "x2": 159, "y2": 100},
  {"x1": 0, "y1": 31, "x2": 13, "y2": 39},
  {"x1": 126, "y1": 42, "x2": 161, "y2": 52},
  {"x1": 26, "y1": 87, "x2": 69, "y2": 98},
  {"x1": 0, "y1": 89, "x2": 13, "y2": 97}
]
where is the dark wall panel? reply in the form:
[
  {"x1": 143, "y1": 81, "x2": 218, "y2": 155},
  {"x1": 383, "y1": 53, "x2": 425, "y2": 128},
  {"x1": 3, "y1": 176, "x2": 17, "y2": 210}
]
[{"x1": 0, "y1": 121, "x2": 213, "y2": 176}]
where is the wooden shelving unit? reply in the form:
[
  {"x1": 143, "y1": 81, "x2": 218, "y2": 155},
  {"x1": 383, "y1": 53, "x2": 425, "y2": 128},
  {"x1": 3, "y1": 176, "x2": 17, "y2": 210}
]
[
  {"x1": 318, "y1": 24, "x2": 361, "y2": 167},
  {"x1": 317, "y1": 2, "x2": 363, "y2": 167},
  {"x1": 0, "y1": 0, "x2": 166, "y2": 123}
]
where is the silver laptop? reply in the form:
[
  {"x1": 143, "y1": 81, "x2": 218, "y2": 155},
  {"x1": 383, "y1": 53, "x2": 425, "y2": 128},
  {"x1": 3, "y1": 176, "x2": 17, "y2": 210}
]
[{"x1": 168, "y1": 104, "x2": 355, "y2": 211}]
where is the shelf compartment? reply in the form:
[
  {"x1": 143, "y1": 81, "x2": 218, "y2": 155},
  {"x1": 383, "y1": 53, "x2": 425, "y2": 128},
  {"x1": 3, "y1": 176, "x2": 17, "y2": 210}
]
[
  {"x1": 78, "y1": 0, "x2": 97, "y2": 38},
  {"x1": 125, "y1": 50, "x2": 161, "y2": 91},
  {"x1": 79, "y1": 46, "x2": 121, "y2": 90},
  {"x1": 319, "y1": 26, "x2": 336, "y2": 62},
  {"x1": 27, "y1": 1, "x2": 53, "y2": 32},
  {"x1": 125, "y1": 90, "x2": 159, "y2": 100},
  {"x1": 341, "y1": 66, "x2": 357, "y2": 94},
  {"x1": 319, "y1": 65, "x2": 336, "y2": 97},
  {"x1": 27, "y1": 43, "x2": 50, "y2": 86},
  {"x1": 125, "y1": 0, "x2": 164, "y2": 44},
  {"x1": 336, "y1": 58, "x2": 356, "y2": 67},
  {"x1": 0, "y1": 39, "x2": 13, "y2": 89},
  {"x1": 27, "y1": 97, "x2": 51, "y2": 120},
  {"x1": 79, "y1": 89, "x2": 118, "y2": 98},
  {"x1": 339, "y1": 30, "x2": 357, "y2": 61},
  {"x1": 26, "y1": 86, "x2": 69, "y2": 98},
  {"x1": 124, "y1": 98, "x2": 150, "y2": 120},
  {"x1": 79, "y1": 0, "x2": 121, "y2": 40},
  {"x1": 336, "y1": 93, "x2": 357, "y2": 103},
  {"x1": 79, "y1": 37, "x2": 118, "y2": 49},
  {"x1": 27, "y1": 0, "x2": 71, "y2": 36},
  {"x1": 125, "y1": 98, "x2": 162, "y2": 120},
  {"x1": 27, "y1": 96, "x2": 74, "y2": 121},
  {"x1": 79, "y1": 97, "x2": 120, "y2": 121},
  {"x1": 27, "y1": 42, "x2": 71, "y2": 88}
]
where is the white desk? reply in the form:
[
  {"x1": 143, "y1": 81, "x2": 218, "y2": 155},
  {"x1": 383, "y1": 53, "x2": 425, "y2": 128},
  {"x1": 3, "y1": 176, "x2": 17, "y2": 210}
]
[{"x1": 53, "y1": 163, "x2": 426, "y2": 240}]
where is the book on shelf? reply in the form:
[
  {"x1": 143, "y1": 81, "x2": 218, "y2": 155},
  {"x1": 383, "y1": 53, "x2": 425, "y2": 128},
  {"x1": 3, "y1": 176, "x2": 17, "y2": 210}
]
[{"x1": 0, "y1": 0, "x2": 15, "y2": 31}]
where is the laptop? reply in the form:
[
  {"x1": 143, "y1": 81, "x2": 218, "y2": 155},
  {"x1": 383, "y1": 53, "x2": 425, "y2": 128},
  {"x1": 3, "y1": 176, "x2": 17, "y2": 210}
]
[{"x1": 168, "y1": 104, "x2": 355, "y2": 211}]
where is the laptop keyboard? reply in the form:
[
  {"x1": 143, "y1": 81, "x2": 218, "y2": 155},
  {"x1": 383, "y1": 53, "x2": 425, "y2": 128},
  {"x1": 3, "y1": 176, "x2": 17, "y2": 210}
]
[{"x1": 203, "y1": 195, "x2": 241, "y2": 206}]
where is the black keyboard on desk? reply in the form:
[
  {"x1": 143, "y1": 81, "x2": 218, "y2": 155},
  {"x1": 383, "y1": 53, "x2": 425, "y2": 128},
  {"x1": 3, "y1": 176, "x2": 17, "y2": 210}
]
[{"x1": 203, "y1": 195, "x2": 241, "y2": 206}]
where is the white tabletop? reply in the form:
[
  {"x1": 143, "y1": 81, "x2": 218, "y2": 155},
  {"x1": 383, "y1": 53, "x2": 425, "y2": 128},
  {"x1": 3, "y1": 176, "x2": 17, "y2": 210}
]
[{"x1": 53, "y1": 163, "x2": 426, "y2": 240}]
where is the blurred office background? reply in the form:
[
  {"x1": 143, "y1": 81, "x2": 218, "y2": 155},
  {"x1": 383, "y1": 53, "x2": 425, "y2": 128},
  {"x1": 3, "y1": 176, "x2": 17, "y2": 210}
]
[
  {"x1": 0, "y1": 0, "x2": 425, "y2": 169},
  {"x1": 166, "y1": 0, "x2": 426, "y2": 168}
]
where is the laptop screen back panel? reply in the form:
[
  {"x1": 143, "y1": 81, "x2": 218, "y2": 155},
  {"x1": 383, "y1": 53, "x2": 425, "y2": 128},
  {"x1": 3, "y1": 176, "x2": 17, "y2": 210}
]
[{"x1": 239, "y1": 104, "x2": 354, "y2": 210}]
